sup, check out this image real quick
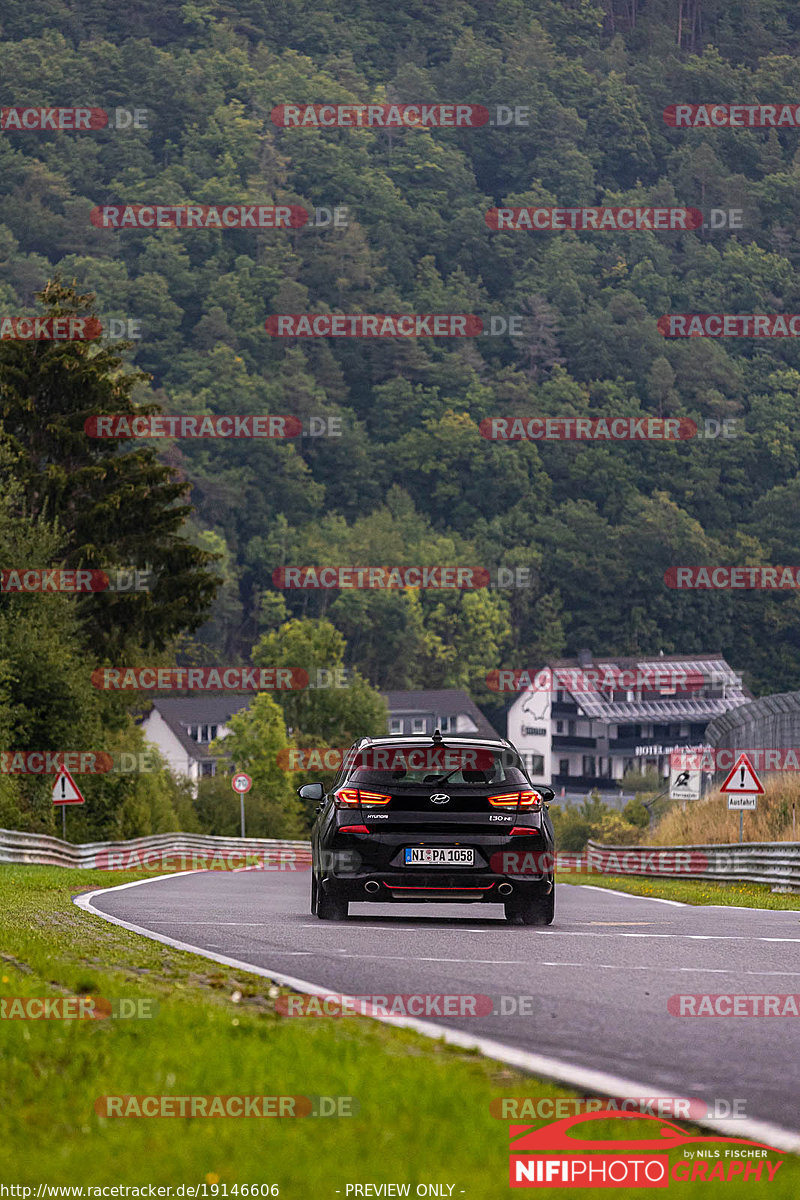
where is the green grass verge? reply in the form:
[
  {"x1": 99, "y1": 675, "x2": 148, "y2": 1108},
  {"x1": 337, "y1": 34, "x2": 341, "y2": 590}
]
[
  {"x1": 559, "y1": 872, "x2": 800, "y2": 909},
  {"x1": 0, "y1": 865, "x2": 798, "y2": 1197}
]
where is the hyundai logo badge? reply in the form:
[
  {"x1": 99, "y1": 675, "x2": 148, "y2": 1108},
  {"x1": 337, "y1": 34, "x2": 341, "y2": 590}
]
[{"x1": 430, "y1": 793, "x2": 450, "y2": 805}]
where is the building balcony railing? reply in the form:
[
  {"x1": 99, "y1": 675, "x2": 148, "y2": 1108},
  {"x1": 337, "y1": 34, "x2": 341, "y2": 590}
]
[
  {"x1": 552, "y1": 735, "x2": 597, "y2": 749},
  {"x1": 608, "y1": 736, "x2": 696, "y2": 752}
]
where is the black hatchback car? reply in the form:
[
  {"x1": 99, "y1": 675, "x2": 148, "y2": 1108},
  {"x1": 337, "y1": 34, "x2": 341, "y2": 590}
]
[{"x1": 299, "y1": 731, "x2": 556, "y2": 925}]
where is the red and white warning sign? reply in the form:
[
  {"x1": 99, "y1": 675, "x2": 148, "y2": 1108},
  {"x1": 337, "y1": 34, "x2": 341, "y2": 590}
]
[
  {"x1": 719, "y1": 752, "x2": 764, "y2": 794},
  {"x1": 719, "y1": 752, "x2": 763, "y2": 809},
  {"x1": 52, "y1": 767, "x2": 85, "y2": 805}
]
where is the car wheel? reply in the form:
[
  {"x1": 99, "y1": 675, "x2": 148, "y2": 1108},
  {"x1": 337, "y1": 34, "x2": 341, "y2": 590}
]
[
  {"x1": 316, "y1": 887, "x2": 349, "y2": 921},
  {"x1": 505, "y1": 890, "x2": 554, "y2": 926}
]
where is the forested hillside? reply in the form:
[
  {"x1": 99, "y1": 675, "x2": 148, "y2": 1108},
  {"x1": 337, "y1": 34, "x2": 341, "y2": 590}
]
[{"x1": 3, "y1": 0, "x2": 800, "y2": 839}]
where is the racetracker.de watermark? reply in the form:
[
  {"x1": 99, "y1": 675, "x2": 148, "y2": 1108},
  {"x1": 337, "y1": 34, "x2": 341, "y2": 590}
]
[
  {"x1": 659, "y1": 314, "x2": 800, "y2": 337},
  {"x1": 277, "y1": 745, "x2": 500, "y2": 771},
  {"x1": 671, "y1": 747, "x2": 800, "y2": 772},
  {"x1": 0, "y1": 750, "x2": 162, "y2": 774},
  {"x1": 665, "y1": 103, "x2": 800, "y2": 127},
  {"x1": 93, "y1": 849, "x2": 310, "y2": 871},
  {"x1": 485, "y1": 665, "x2": 708, "y2": 692},
  {"x1": 669, "y1": 995, "x2": 800, "y2": 1016},
  {"x1": 90, "y1": 667, "x2": 348, "y2": 690},
  {"x1": 86, "y1": 415, "x2": 302, "y2": 439},
  {"x1": 491, "y1": 1096, "x2": 746, "y2": 1120},
  {"x1": 0, "y1": 317, "x2": 143, "y2": 341},
  {"x1": 91, "y1": 205, "x2": 310, "y2": 230},
  {"x1": 664, "y1": 566, "x2": 800, "y2": 589},
  {"x1": 489, "y1": 849, "x2": 711, "y2": 875},
  {"x1": 486, "y1": 207, "x2": 702, "y2": 231},
  {"x1": 271, "y1": 103, "x2": 531, "y2": 128},
  {"x1": 271, "y1": 565, "x2": 532, "y2": 589},
  {"x1": 264, "y1": 314, "x2": 522, "y2": 337},
  {"x1": 1, "y1": 568, "x2": 153, "y2": 593},
  {"x1": 0, "y1": 107, "x2": 147, "y2": 131},
  {"x1": 479, "y1": 417, "x2": 696, "y2": 441},
  {"x1": 0, "y1": 317, "x2": 103, "y2": 340},
  {"x1": 85, "y1": 415, "x2": 342, "y2": 439},
  {"x1": 94, "y1": 1095, "x2": 357, "y2": 1117},
  {"x1": 0, "y1": 996, "x2": 157, "y2": 1019},
  {"x1": 276, "y1": 993, "x2": 541, "y2": 1017}
]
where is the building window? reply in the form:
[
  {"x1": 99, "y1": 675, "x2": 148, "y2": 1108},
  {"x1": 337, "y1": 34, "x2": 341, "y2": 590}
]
[
  {"x1": 200, "y1": 761, "x2": 215, "y2": 777},
  {"x1": 524, "y1": 753, "x2": 545, "y2": 776},
  {"x1": 559, "y1": 759, "x2": 570, "y2": 776},
  {"x1": 582, "y1": 756, "x2": 596, "y2": 777},
  {"x1": 568, "y1": 721, "x2": 576, "y2": 736},
  {"x1": 389, "y1": 718, "x2": 403, "y2": 735},
  {"x1": 556, "y1": 721, "x2": 563, "y2": 733},
  {"x1": 412, "y1": 717, "x2": 425, "y2": 733},
  {"x1": 439, "y1": 716, "x2": 452, "y2": 731}
]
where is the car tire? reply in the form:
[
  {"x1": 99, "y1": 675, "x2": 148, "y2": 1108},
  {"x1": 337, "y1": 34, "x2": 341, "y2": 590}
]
[
  {"x1": 316, "y1": 887, "x2": 349, "y2": 921},
  {"x1": 505, "y1": 890, "x2": 554, "y2": 926}
]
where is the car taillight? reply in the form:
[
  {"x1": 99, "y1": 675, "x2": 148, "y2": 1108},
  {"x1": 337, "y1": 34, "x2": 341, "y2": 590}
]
[
  {"x1": 510, "y1": 825, "x2": 543, "y2": 836},
  {"x1": 338, "y1": 824, "x2": 370, "y2": 833},
  {"x1": 488, "y1": 790, "x2": 541, "y2": 809},
  {"x1": 334, "y1": 788, "x2": 391, "y2": 807}
]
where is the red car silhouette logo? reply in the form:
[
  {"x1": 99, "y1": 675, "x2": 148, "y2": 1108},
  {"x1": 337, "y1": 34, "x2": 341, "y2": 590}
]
[{"x1": 510, "y1": 1110, "x2": 780, "y2": 1154}]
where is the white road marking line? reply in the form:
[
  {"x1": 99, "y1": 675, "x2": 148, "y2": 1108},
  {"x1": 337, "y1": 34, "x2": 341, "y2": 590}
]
[
  {"x1": 538, "y1": 931, "x2": 800, "y2": 943},
  {"x1": 576, "y1": 885, "x2": 686, "y2": 906},
  {"x1": 295, "y1": 952, "x2": 800, "y2": 978},
  {"x1": 72, "y1": 874, "x2": 800, "y2": 1154}
]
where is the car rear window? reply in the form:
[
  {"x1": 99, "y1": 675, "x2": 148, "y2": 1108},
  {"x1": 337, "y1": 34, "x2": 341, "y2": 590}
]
[{"x1": 345, "y1": 744, "x2": 531, "y2": 787}]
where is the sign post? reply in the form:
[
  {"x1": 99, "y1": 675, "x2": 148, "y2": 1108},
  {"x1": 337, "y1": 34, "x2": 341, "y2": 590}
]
[
  {"x1": 719, "y1": 753, "x2": 764, "y2": 843},
  {"x1": 52, "y1": 768, "x2": 85, "y2": 840},
  {"x1": 231, "y1": 772, "x2": 252, "y2": 837}
]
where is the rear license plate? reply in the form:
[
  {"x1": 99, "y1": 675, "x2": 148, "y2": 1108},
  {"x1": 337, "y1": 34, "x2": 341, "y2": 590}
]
[{"x1": 404, "y1": 847, "x2": 474, "y2": 866}]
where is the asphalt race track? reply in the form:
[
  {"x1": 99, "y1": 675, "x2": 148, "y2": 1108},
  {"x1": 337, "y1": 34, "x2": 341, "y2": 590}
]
[{"x1": 77, "y1": 871, "x2": 800, "y2": 1146}]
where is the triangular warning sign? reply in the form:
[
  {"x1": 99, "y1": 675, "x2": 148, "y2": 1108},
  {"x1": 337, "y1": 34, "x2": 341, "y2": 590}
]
[
  {"x1": 719, "y1": 752, "x2": 764, "y2": 795},
  {"x1": 52, "y1": 767, "x2": 85, "y2": 805}
]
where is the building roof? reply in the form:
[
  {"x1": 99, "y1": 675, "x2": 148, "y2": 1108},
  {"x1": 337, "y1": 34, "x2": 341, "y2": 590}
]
[
  {"x1": 143, "y1": 697, "x2": 252, "y2": 761},
  {"x1": 382, "y1": 689, "x2": 500, "y2": 739},
  {"x1": 509, "y1": 653, "x2": 750, "y2": 722}
]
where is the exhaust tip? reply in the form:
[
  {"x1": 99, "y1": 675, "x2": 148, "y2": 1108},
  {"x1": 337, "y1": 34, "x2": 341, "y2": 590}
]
[
  {"x1": 364, "y1": 880, "x2": 380, "y2": 894},
  {"x1": 498, "y1": 882, "x2": 513, "y2": 896}
]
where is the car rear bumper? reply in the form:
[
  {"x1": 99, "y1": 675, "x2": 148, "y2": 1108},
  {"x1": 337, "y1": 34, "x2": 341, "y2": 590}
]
[{"x1": 318, "y1": 869, "x2": 554, "y2": 903}]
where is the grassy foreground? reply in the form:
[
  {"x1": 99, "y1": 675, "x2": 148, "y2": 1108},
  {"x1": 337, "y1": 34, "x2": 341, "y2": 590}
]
[
  {"x1": 559, "y1": 872, "x2": 800, "y2": 908},
  {"x1": 0, "y1": 865, "x2": 798, "y2": 1198}
]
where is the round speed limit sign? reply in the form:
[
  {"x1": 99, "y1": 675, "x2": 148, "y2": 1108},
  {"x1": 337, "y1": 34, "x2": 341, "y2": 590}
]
[{"x1": 231, "y1": 772, "x2": 252, "y2": 794}]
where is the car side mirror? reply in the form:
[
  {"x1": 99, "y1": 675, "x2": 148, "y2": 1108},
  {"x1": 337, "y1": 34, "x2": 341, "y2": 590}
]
[
  {"x1": 298, "y1": 782, "x2": 324, "y2": 802},
  {"x1": 536, "y1": 786, "x2": 555, "y2": 804}
]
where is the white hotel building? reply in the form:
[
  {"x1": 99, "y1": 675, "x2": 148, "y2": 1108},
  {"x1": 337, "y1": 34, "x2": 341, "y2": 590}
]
[{"x1": 506, "y1": 651, "x2": 749, "y2": 793}]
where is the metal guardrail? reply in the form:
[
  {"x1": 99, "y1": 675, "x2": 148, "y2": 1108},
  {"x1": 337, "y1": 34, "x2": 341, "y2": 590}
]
[
  {"x1": 2, "y1": 827, "x2": 797, "y2": 889},
  {"x1": 0, "y1": 828, "x2": 312, "y2": 870},
  {"x1": 585, "y1": 839, "x2": 800, "y2": 890}
]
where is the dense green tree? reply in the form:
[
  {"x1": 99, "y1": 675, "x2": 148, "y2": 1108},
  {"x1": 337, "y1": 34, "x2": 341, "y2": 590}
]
[{"x1": 0, "y1": 280, "x2": 220, "y2": 659}]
